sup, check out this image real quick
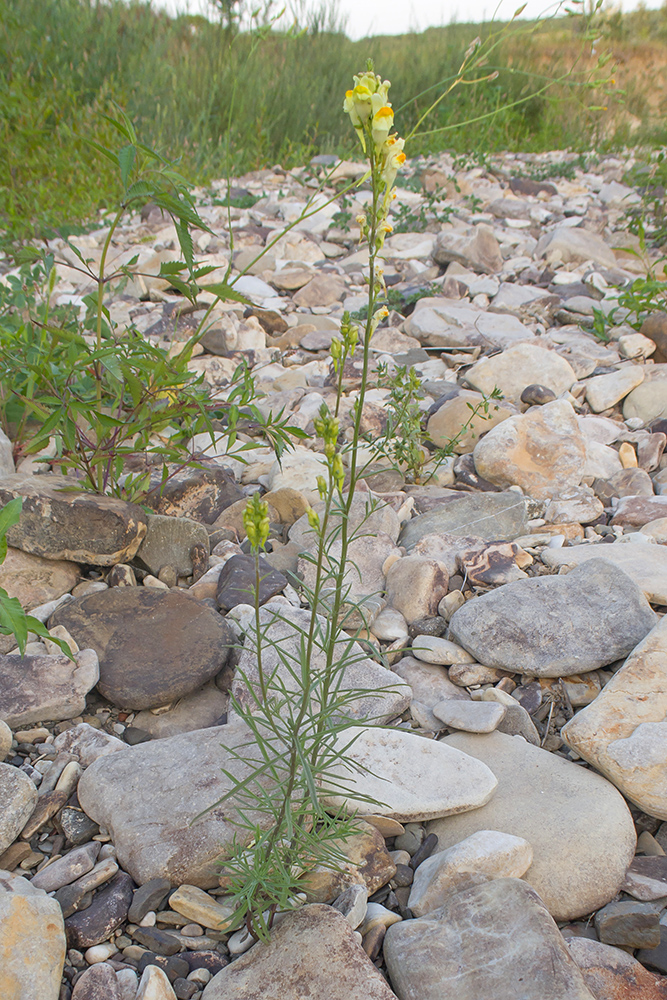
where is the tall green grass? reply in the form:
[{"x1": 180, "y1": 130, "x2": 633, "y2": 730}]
[{"x1": 1, "y1": 0, "x2": 665, "y2": 243}]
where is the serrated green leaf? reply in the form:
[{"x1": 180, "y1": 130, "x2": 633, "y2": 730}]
[
  {"x1": 123, "y1": 179, "x2": 154, "y2": 204},
  {"x1": 202, "y1": 282, "x2": 252, "y2": 305},
  {"x1": 158, "y1": 261, "x2": 188, "y2": 277},
  {"x1": 81, "y1": 137, "x2": 119, "y2": 166}
]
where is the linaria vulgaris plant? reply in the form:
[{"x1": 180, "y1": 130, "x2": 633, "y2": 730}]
[{"x1": 203, "y1": 62, "x2": 419, "y2": 941}]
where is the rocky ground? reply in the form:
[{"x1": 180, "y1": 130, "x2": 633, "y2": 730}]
[{"x1": 1, "y1": 148, "x2": 667, "y2": 1000}]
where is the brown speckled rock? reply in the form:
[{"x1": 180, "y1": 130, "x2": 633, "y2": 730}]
[
  {"x1": 0, "y1": 473, "x2": 146, "y2": 566},
  {"x1": 50, "y1": 588, "x2": 233, "y2": 710}
]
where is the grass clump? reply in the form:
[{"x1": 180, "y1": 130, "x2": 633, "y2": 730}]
[{"x1": 3, "y1": 0, "x2": 656, "y2": 244}]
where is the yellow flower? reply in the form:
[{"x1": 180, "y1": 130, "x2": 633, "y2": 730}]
[
  {"x1": 343, "y1": 72, "x2": 392, "y2": 137},
  {"x1": 380, "y1": 136, "x2": 407, "y2": 191},
  {"x1": 372, "y1": 106, "x2": 394, "y2": 149}
]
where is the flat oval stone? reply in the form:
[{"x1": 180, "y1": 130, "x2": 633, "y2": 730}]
[
  {"x1": 426, "y1": 731, "x2": 636, "y2": 921},
  {"x1": 449, "y1": 558, "x2": 656, "y2": 677},
  {"x1": 321, "y1": 726, "x2": 497, "y2": 823},
  {"x1": 50, "y1": 588, "x2": 234, "y2": 710},
  {"x1": 433, "y1": 700, "x2": 506, "y2": 734}
]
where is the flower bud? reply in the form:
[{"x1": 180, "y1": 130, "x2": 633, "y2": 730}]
[{"x1": 243, "y1": 493, "x2": 270, "y2": 551}]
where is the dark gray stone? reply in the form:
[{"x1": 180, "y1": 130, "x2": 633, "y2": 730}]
[
  {"x1": 50, "y1": 587, "x2": 234, "y2": 710},
  {"x1": 131, "y1": 926, "x2": 181, "y2": 956},
  {"x1": 594, "y1": 899, "x2": 663, "y2": 949},
  {"x1": 637, "y1": 923, "x2": 667, "y2": 973},
  {"x1": 448, "y1": 558, "x2": 657, "y2": 677},
  {"x1": 216, "y1": 554, "x2": 287, "y2": 611},
  {"x1": 65, "y1": 872, "x2": 135, "y2": 949},
  {"x1": 128, "y1": 877, "x2": 172, "y2": 923},
  {"x1": 521, "y1": 384, "x2": 557, "y2": 406},
  {"x1": 399, "y1": 492, "x2": 529, "y2": 551},
  {"x1": 60, "y1": 807, "x2": 100, "y2": 845}
]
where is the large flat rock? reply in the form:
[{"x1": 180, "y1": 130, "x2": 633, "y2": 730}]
[
  {"x1": 77, "y1": 721, "x2": 271, "y2": 888},
  {"x1": 202, "y1": 904, "x2": 398, "y2": 1000},
  {"x1": 426, "y1": 731, "x2": 636, "y2": 921},
  {"x1": 321, "y1": 726, "x2": 497, "y2": 823},
  {"x1": 562, "y1": 615, "x2": 667, "y2": 820},
  {"x1": 384, "y1": 878, "x2": 596, "y2": 1000},
  {"x1": 50, "y1": 588, "x2": 233, "y2": 710},
  {"x1": 399, "y1": 492, "x2": 529, "y2": 550},
  {"x1": 448, "y1": 558, "x2": 656, "y2": 677},
  {"x1": 542, "y1": 543, "x2": 667, "y2": 605},
  {"x1": 0, "y1": 473, "x2": 147, "y2": 566},
  {"x1": 472, "y1": 399, "x2": 586, "y2": 500}
]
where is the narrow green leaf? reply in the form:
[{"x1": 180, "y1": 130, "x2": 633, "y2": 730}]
[{"x1": 117, "y1": 144, "x2": 137, "y2": 190}]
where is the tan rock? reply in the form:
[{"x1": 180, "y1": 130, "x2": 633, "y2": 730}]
[
  {"x1": 409, "y1": 830, "x2": 533, "y2": 916},
  {"x1": 136, "y1": 964, "x2": 177, "y2": 1000},
  {"x1": 322, "y1": 725, "x2": 497, "y2": 823},
  {"x1": 200, "y1": 904, "x2": 397, "y2": 1000},
  {"x1": 427, "y1": 731, "x2": 636, "y2": 921},
  {"x1": 465, "y1": 343, "x2": 577, "y2": 404},
  {"x1": 385, "y1": 555, "x2": 449, "y2": 624},
  {"x1": 168, "y1": 885, "x2": 235, "y2": 931},
  {"x1": 292, "y1": 274, "x2": 346, "y2": 308},
  {"x1": 585, "y1": 368, "x2": 645, "y2": 412},
  {"x1": 299, "y1": 820, "x2": 396, "y2": 903},
  {"x1": 0, "y1": 870, "x2": 66, "y2": 1000},
  {"x1": 0, "y1": 720, "x2": 11, "y2": 762},
  {"x1": 260, "y1": 487, "x2": 310, "y2": 525},
  {"x1": 562, "y1": 615, "x2": 667, "y2": 820},
  {"x1": 427, "y1": 390, "x2": 512, "y2": 454},
  {"x1": 473, "y1": 399, "x2": 586, "y2": 500},
  {"x1": 0, "y1": 547, "x2": 78, "y2": 610},
  {"x1": 433, "y1": 225, "x2": 503, "y2": 274}
]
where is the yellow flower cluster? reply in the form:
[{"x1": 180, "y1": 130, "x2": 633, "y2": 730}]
[
  {"x1": 343, "y1": 72, "x2": 406, "y2": 180},
  {"x1": 343, "y1": 69, "x2": 406, "y2": 234}
]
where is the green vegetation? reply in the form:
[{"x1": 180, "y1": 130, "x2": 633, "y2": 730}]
[
  {"x1": 0, "y1": 497, "x2": 72, "y2": 655},
  {"x1": 5, "y1": 0, "x2": 665, "y2": 243}
]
